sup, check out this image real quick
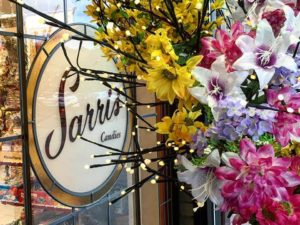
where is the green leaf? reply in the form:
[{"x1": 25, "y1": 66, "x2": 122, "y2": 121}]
[
  {"x1": 173, "y1": 35, "x2": 198, "y2": 65},
  {"x1": 121, "y1": 57, "x2": 128, "y2": 65},
  {"x1": 224, "y1": 141, "x2": 239, "y2": 153},
  {"x1": 202, "y1": 104, "x2": 214, "y2": 124},
  {"x1": 119, "y1": 10, "x2": 129, "y2": 19},
  {"x1": 111, "y1": 9, "x2": 129, "y2": 20},
  {"x1": 191, "y1": 156, "x2": 207, "y2": 166},
  {"x1": 97, "y1": 27, "x2": 105, "y2": 33}
]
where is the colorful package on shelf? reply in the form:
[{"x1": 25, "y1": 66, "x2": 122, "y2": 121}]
[
  {"x1": 0, "y1": 165, "x2": 23, "y2": 187},
  {"x1": 18, "y1": 187, "x2": 64, "y2": 209}
]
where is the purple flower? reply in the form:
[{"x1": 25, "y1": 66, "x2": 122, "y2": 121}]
[
  {"x1": 270, "y1": 67, "x2": 300, "y2": 89},
  {"x1": 207, "y1": 97, "x2": 276, "y2": 141},
  {"x1": 192, "y1": 130, "x2": 208, "y2": 154}
]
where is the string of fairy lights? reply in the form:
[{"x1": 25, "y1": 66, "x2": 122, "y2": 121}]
[
  {"x1": 10, "y1": 0, "x2": 300, "y2": 210},
  {"x1": 9, "y1": 0, "x2": 196, "y2": 206}
]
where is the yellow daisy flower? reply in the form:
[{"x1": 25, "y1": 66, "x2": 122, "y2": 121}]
[
  {"x1": 156, "y1": 108, "x2": 206, "y2": 146},
  {"x1": 146, "y1": 55, "x2": 203, "y2": 104}
]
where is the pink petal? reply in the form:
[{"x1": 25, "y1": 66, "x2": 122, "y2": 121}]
[
  {"x1": 215, "y1": 167, "x2": 239, "y2": 180},
  {"x1": 231, "y1": 22, "x2": 244, "y2": 39},
  {"x1": 281, "y1": 171, "x2": 300, "y2": 187},
  {"x1": 257, "y1": 144, "x2": 275, "y2": 159},
  {"x1": 273, "y1": 157, "x2": 291, "y2": 168},
  {"x1": 240, "y1": 138, "x2": 257, "y2": 161},
  {"x1": 232, "y1": 214, "x2": 247, "y2": 225},
  {"x1": 229, "y1": 158, "x2": 245, "y2": 170}
]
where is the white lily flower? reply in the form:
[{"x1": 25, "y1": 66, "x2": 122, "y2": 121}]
[
  {"x1": 282, "y1": 5, "x2": 300, "y2": 46},
  {"x1": 245, "y1": 0, "x2": 285, "y2": 26},
  {"x1": 177, "y1": 150, "x2": 223, "y2": 207},
  {"x1": 189, "y1": 62, "x2": 248, "y2": 109},
  {"x1": 233, "y1": 19, "x2": 297, "y2": 90}
]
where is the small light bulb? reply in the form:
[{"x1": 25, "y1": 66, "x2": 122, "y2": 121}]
[
  {"x1": 159, "y1": 161, "x2": 165, "y2": 167},
  {"x1": 150, "y1": 179, "x2": 156, "y2": 184},
  {"x1": 125, "y1": 30, "x2": 131, "y2": 36},
  {"x1": 140, "y1": 163, "x2": 147, "y2": 170},
  {"x1": 62, "y1": 33, "x2": 70, "y2": 41},
  {"x1": 197, "y1": 202, "x2": 204, "y2": 207},
  {"x1": 106, "y1": 159, "x2": 112, "y2": 164},
  {"x1": 37, "y1": 18, "x2": 45, "y2": 24},
  {"x1": 278, "y1": 94, "x2": 284, "y2": 101},
  {"x1": 287, "y1": 107, "x2": 294, "y2": 113},
  {"x1": 90, "y1": 155, "x2": 95, "y2": 159},
  {"x1": 144, "y1": 159, "x2": 151, "y2": 165},
  {"x1": 189, "y1": 149, "x2": 195, "y2": 153},
  {"x1": 195, "y1": 2, "x2": 202, "y2": 10},
  {"x1": 180, "y1": 185, "x2": 185, "y2": 190},
  {"x1": 121, "y1": 190, "x2": 126, "y2": 195},
  {"x1": 84, "y1": 165, "x2": 90, "y2": 170}
]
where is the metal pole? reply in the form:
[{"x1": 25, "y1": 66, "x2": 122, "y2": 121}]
[
  {"x1": 63, "y1": 0, "x2": 68, "y2": 24},
  {"x1": 16, "y1": 4, "x2": 33, "y2": 225}
]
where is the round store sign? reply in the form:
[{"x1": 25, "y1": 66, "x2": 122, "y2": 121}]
[{"x1": 27, "y1": 24, "x2": 132, "y2": 207}]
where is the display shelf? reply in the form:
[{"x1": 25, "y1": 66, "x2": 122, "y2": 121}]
[
  {"x1": 0, "y1": 151, "x2": 22, "y2": 166},
  {"x1": 0, "y1": 199, "x2": 70, "y2": 211},
  {"x1": 0, "y1": 182, "x2": 22, "y2": 189},
  {"x1": 0, "y1": 203, "x2": 23, "y2": 225},
  {"x1": 0, "y1": 161, "x2": 22, "y2": 166}
]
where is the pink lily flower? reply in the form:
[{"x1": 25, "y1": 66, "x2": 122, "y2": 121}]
[
  {"x1": 200, "y1": 22, "x2": 248, "y2": 72},
  {"x1": 267, "y1": 87, "x2": 300, "y2": 146},
  {"x1": 256, "y1": 197, "x2": 289, "y2": 225},
  {"x1": 215, "y1": 138, "x2": 300, "y2": 220}
]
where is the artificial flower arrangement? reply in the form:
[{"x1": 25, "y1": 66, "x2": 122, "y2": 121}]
[{"x1": 86, "y1": 0, "x2": 300, "y2": 224}]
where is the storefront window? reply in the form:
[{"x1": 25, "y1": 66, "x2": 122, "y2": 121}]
[
  {"x1": 0, "y1": 1, "x2": 137, "y2": 224},
  {"x1": 67, "y1": 0, "x2": 92, "y2": 24},
  {"x1": 23, "y1": 0, "x2": 64, "y2": 36},
  {"x1": 0, "y1": 139, "x2": 24, "y2": 224},
  {"x1": 0, "y1": 33, "x2": 24, "y2": 223},
  {"x1": 0, "y1": 1, "x2": 16, "y2": 32}
]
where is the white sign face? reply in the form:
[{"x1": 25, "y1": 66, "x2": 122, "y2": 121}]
[{"x1": 28, "y1": 25, "x2": 131, "y2": 206}]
